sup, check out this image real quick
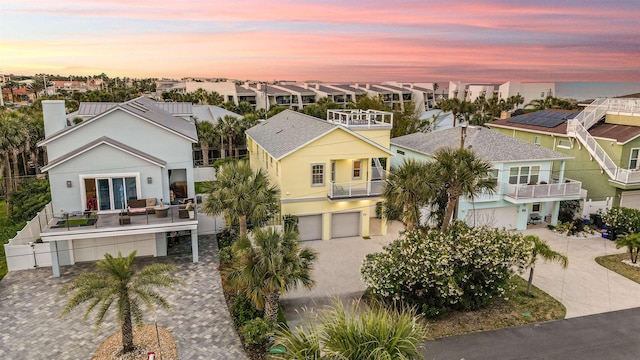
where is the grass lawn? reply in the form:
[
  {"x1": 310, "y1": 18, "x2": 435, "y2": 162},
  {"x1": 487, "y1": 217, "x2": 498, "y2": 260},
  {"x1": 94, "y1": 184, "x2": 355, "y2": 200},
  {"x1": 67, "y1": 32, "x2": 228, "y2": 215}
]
[
  {"x1": 595, "y1": 253, "x2": 640, "y2": 284},
  {"x1": 422, "y1": 276, "x2": 566, "y2": 340},
  {"x1": 56, "y1": 218, "x2": 90, "y2": 227}
]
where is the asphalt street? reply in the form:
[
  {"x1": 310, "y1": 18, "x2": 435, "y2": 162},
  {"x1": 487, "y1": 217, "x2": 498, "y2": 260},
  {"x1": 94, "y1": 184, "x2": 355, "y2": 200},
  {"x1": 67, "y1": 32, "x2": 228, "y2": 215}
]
[{"x1": 426, "y1": 307, "x2": 640, "y2": 360}]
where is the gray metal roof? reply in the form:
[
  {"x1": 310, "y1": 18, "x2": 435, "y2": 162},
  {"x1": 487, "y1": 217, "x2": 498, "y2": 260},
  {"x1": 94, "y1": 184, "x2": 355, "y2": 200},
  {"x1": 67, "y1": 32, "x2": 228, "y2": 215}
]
[
  {"x1": 155, "y1": 102, "x2": 193, "y2": 115},
  {"x1": 78, "y1": 102, "x2": 118, "y2": 116},
  {"x1": 120, "y1": 97, "x2": 197, "y2": 141},
  {"x1": 235, "y1": 85, "x2": 256, "y2": 96},
  {"x1": 42, "y1": 136, "x2": 166, "y2": 172},
  {"x1": 192, "y1": 105, "x2": 243, "y2": 124},
  {"x1": 391, "y1": 127, "x2": 573, "y2": 163},
  {"x1": 246, "y1": 110, "x2": 336, "y2": 159},
  {"x1": 376, "y1": 84, "x2": 411, "y2": 93}
]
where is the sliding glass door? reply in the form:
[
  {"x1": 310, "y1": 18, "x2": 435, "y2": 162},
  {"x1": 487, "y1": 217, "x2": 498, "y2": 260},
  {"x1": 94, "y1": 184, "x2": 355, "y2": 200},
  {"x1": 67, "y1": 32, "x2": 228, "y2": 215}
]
[{"x1": 90, "y1": 176, "x2": 138, "y2": 211}]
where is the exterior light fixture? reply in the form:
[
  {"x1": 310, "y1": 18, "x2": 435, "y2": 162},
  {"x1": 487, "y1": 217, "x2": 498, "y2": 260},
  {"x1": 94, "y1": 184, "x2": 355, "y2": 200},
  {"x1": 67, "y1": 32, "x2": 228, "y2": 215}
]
[
  {"x1": 147, "y1": 177, "x2": 153, "y2": 184},
  {"x1": 66, "y1": 181, "x2": 72, "y2": 188}
]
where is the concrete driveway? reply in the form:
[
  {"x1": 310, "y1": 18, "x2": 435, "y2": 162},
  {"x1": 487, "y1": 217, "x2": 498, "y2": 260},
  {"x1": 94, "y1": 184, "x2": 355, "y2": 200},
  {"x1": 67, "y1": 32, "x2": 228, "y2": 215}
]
[
  {"x1": 282, "y1": 222, "x2": 640, "y2": 328},
  {"x1": 281, "y1": 220, "x2": 404, "y2": 328},
  {"x1": 520, "y1": 227, "x2": 640, "y2": 318}
]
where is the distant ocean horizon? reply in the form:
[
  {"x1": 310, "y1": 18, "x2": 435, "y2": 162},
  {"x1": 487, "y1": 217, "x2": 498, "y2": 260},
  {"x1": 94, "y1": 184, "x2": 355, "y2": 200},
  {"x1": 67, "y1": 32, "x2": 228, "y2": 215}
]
[{"x1": 555, "y1": 82, "x2": 640, "y2": 101}]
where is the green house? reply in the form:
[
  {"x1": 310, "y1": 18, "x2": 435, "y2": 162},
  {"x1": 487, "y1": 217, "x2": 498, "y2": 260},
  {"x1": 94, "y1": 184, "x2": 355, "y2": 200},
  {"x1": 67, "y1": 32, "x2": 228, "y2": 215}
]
[{"x1": 488, "y1": 98, "x2": 640, "y2": 210}]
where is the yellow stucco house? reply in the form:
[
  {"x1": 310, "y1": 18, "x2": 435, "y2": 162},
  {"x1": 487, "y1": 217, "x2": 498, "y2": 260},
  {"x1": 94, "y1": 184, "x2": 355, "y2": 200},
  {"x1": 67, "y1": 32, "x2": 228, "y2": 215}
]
[{"x1": 246, "y1": 109, "x2": 394, "y2": 240}]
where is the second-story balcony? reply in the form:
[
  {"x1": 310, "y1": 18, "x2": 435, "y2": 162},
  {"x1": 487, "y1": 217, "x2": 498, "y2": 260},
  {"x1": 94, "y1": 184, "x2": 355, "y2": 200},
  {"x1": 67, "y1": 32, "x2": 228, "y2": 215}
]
[
  {"x1": 326, "y1": 109, "x2": 393, "y2": 129},
  {"x1": 328, "y1": 180, "x2": 384, "y2": 200},
  {"x1": 504, "y1": 178, "x2": 583, "y2": 203}
]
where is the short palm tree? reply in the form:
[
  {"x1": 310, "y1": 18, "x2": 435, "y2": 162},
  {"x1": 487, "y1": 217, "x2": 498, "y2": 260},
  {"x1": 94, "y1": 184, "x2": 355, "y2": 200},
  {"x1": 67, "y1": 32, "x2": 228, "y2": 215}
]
[
  {"x1": 382, "y1": 159, "x2": 433, "y2": 231},
  {"x1": 438, "y1": 97, "x2": 462, "y2": 127},
  {"x1": 59, "y1": 251, "x2": 182, "y2": 354},
  {"x1": 434, "y1": 147, "x2": 496, "y2": 232},
  {"x1": 615, "y1": 233, "x2": 640, "y2": 264},
  {"x1": 272, "y1": 301, "x2": 427, "y2": 360},
  {"x1": 525, "y1": 235, "x2": 568, "y2": 295},
  {"x1": 195, "y1": 119, "x2": 219, "y2": 166},
  {"x1": 225, "y1": 227, "x2": 317, "y2": 323},
  {"x1": 202, "y1": 160, "x2": 279, "y2": 238}
]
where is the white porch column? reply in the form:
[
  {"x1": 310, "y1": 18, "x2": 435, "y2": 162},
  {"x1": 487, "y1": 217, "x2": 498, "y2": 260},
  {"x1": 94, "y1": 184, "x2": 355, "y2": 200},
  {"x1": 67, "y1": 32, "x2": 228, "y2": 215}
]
[
  {"x1": 551, "y1": 201, "x2": 560, "y2": 226},
  {"x1": 50, "y1": 241, "x2": 61, "y2": 277},
  {"x1": 558, "y1": 160, "x2": 566, "y2": 183},
  {"x1": 191, "y1": 231, "x2": 199, "y2": 263}
]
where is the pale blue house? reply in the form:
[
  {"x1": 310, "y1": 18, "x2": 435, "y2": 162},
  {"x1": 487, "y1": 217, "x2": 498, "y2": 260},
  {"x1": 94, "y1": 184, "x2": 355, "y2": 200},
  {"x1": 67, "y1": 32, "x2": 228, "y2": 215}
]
[
  {"x1": 38, "y1": 97, "x2": 200, "y2": 276},
  {"x1": 390, "y1": 126, "x2": 586, "y2": 230}
]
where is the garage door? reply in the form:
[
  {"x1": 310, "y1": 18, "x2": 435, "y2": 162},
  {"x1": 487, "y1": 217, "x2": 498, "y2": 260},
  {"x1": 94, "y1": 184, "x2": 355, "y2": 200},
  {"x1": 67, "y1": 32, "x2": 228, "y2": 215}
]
[
  {"x1": 621, "y1": 191, "x2": 640, "y2": 210},
  {"x1": 331, "y1": 212, "x2": 360, "y2": 238},
  {"x1": 298, "y1": 215, "x2": 323, "y2": 241},
  {"x1": 466, "y1": 207, "x2": 518, "y2": 229}
]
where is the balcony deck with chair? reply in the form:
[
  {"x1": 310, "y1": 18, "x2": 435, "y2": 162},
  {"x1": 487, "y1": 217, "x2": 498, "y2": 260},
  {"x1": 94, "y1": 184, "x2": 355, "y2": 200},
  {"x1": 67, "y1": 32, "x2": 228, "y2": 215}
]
[
  {"x1": 328, "y1": 180, "x2": 384, "y2": 200},
  {"x1": 504, "y1": 178, "x2": 583, "y2": 203}
]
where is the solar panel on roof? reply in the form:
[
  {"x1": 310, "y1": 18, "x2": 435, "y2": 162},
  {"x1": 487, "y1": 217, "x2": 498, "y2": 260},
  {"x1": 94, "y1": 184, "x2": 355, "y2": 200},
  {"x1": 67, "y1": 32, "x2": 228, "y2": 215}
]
[{"x1": 507, "y1": 110, "x2": 578, "y2": 128}]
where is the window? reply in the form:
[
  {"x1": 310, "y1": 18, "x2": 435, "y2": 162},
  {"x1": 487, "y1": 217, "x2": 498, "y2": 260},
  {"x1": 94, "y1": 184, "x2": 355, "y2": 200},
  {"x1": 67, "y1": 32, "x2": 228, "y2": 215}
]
[
  {"x1": 532, "y1": 203, "x2": 541, "y2": 212},
  {"x1": 311, "y1": 164, "x2": 324, "y2": 186},
  {"x1": 486, "y1": 169, "x2": 499, "y2": 187},
  {"x1": 533, "y1": 136, "x2": 541, "y2": 145},
  {"x1": 353, "y1": 160, "x2": 362, "y2": 179},
  {"x1": 557, "y1": 139, "x2": 571, "y2": 149},
  {"x1": 396, "y1": 149, "x2": 405, "y2": 155},
  {"x1": 630, "y1": 149, "x2": 640, "y2": 169},
  {"x1": 331, "y1": 162, "x2": 336, "y2": 182},
  {"x1": 509, "y1": 166, "x2": 540, "y2": 185}
]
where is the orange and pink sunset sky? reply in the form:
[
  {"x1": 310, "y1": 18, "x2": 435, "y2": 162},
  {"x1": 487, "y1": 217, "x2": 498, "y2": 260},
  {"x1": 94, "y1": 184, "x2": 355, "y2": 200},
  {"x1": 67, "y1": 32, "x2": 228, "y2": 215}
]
[{"x1": 1, "y1": 0, "x2": 639, "y2": 82}]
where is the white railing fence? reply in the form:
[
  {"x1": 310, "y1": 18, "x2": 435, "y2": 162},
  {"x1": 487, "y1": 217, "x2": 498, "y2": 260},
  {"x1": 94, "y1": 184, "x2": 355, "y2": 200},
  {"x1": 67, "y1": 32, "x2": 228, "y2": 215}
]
[
  {"x1": 328, "y1": 180, "x2": 384, "y2": 198},
  {"x1": 505, "y1": 181, "x2": 582, "y2": 200}
]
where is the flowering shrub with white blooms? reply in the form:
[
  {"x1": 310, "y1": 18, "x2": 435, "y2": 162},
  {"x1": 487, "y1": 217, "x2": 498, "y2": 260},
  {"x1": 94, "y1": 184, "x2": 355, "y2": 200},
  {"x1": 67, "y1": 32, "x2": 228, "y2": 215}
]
[{"x1": 361, "y1": 221, "x2": 533, "y2": 317}]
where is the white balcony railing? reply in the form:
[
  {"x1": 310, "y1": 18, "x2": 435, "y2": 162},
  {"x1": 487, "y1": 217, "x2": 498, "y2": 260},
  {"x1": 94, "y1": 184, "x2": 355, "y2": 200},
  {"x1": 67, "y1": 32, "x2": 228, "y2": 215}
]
[
  {"x1": 504, "y1": 180, "x2": 582, "y2": 200},
  {"x1": 326, "y1": 109, "x2": 393, "y2": 128},
  {"x1": 328, "y1": 180, "x2": 384, "y2": 199}
]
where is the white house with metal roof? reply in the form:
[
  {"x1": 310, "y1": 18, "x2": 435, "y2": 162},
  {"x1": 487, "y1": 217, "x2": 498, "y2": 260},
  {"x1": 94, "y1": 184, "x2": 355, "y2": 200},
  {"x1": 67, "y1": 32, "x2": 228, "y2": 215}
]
[
  {"x1": 391, "y1": 126, "x2": 586, "y2": 230},
  {"x1": 36, "y1": 97, "x2": 200, "y2": 276}
]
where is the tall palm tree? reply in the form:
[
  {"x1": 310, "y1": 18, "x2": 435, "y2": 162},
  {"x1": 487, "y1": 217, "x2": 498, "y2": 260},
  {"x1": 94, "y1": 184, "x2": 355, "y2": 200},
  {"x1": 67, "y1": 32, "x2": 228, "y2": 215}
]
[
  {"x1": 59, "y1": 251, "x2": 182, "y2": 354},
  {"x1": 438, "y1": 98, "x2": 462, "y2": 127},
  {"x1": 225, "y1": 227, "x2": 317, "y2": 323},
  {"x1": 525, "y1": 235, "x2": 568, "y2": 295},
  {"x1": 195, "y1": 119, "x2": 218, "y2": 166},
  {"x1": 202, "y1": 160, "x2": 279, "y2": 238},
  {"x1": 0, "y1": 111, "x2": 26, "y2": 217},
  {"x1": 382, "y1": 159, "x2": 433, "y2": 231},
  {"x1": 216, "y1": 115, "x2": 242, "y2": 158},
  {"x1": 615, "y1": 233, "x2": 640, "y2": 264},
  {"x1": 434, "y1": 147, "x2": 496, "y2": 232}
]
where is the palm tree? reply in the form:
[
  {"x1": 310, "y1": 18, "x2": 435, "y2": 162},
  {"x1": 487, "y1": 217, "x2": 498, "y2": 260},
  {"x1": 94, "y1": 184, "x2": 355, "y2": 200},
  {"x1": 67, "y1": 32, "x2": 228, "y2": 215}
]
[
  {"x1": 202, "y1": 160, "x2": 279, "y2": 238},
  {"x1": 382, "y1": 159, "x2": 433, "y2": 231},
  {"x1": 0, "y1": 111, "x2": 27, "y2": 217},
  {"x1": 59, "y1": 251, "x2": 182, "y2": 354},
  {"x1": 225, "y1": 227, "x2": 317, "y2": 323},
  {"x1": 195, "y1": 119, "x2": 218, "y2": 166},
  {"x1": 525, "y1": 235, "x2": 568, "y2": 295},
  {"x1": 272, "y1": 301, "x2": 427, "y2": 360},
  {"x1": 615, "y1": 233, "x2": 640, "y2": 264},
  {"x1": 434, "y1": 147, "x2": 496, "y2": 232},
  {"x1": 216, "y1": 115, "x2": 242, "y2": 158},
  {"x1": 438, "y1": 98, "x2": 462, "y2": 127}
]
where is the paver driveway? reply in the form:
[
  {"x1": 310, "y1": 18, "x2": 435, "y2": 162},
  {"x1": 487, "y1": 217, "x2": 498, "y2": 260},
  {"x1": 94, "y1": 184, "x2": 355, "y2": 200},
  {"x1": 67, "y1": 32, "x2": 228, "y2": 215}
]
[{"x1": 0, "y1": 235, "x2": 245, "y2": 360}]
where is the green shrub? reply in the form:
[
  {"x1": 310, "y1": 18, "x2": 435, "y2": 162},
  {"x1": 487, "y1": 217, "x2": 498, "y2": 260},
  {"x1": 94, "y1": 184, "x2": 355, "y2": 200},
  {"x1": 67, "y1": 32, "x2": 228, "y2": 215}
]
[
  {"x1": 241, "y1": 317, "x2": 274, "y2": 345},
  {"x1": 218, "y1": 247, "x2": 234, "y2": 269},
  {"x1": 231, "y1": 293, "x2": 263, "y2": 327},
  {"x1": 603, "y1": 207, "x2": 640, "y2": 240},
  {"x1": 283, "y1": 214, "x2": 299, "y2": 234},
  {"x1": 272, "y1": 301, "x2": 426, "y2": 360},
  {"x1": 217, "y1": 228, "x2": 237, "y2": 249},
  {"x1": 9, "y1": 179, "x2": 51, "y2": 223},
  {"x1": 361, "y1": 221, "x2": 531, "y2": 317}
]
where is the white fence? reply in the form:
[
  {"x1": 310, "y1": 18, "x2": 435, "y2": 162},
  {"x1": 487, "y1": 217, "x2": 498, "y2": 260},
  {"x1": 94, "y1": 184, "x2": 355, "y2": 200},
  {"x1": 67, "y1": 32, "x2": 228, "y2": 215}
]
[
  {"x1": 4, "y1": 202, "x2": 53, "y2": 272},
  {"x1": 194, "y1": 166, "x2": 216, "y2": 183},
  {"x1": 582, "y1": 197, "x2": 612, "y2": 218}
]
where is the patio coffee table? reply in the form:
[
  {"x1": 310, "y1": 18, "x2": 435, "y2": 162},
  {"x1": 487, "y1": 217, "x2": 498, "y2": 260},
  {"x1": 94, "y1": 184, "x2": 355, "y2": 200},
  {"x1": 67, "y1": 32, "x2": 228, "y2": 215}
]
[{"x1": 155, "y1": 206, "x2": 169, "y2": 218}]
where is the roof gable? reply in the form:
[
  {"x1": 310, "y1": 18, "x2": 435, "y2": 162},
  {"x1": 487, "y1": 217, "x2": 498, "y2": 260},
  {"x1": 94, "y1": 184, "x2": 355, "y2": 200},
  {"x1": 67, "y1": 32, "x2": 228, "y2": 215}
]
[
  {"x1": 41, "y1": 136, "x2": 166, "y2": 172},
  {"x1": 39, "y1": 97, "x2": 197, "y2": 146},
  {"x1": 246, "y1": 110, "x2": 392, "y2": 160}
]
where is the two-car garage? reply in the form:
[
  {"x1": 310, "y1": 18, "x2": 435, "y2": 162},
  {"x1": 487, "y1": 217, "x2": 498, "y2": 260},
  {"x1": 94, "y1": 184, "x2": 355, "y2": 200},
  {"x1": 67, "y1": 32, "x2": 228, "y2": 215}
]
[{"x1": 297, "y1": 211, "x2": 361, "y2": 241}]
